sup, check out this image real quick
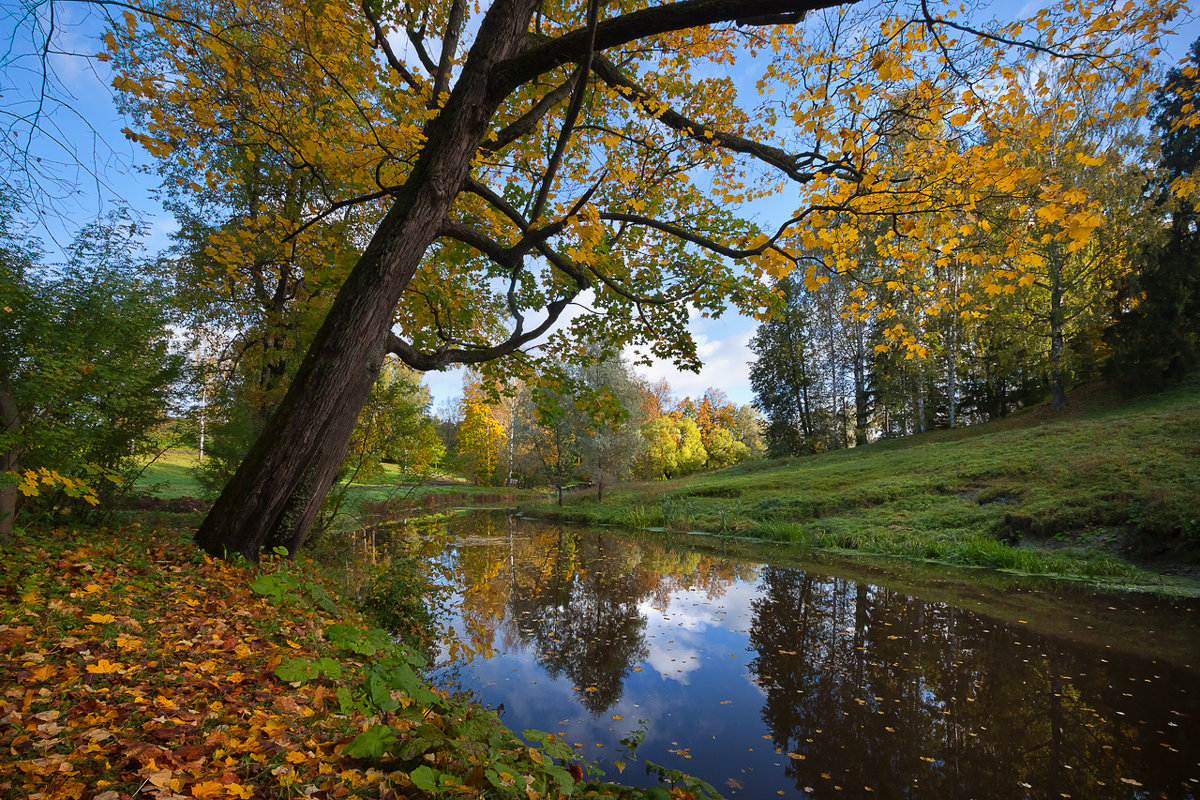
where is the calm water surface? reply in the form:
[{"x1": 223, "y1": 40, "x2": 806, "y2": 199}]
[{"x1": 411, "y1": 512, "x2": 1199, "y2": 799}]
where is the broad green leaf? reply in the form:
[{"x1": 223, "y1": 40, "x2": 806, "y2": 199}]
[{"x1": 343, "y1": 724, "x2": 398, "y2": 760}]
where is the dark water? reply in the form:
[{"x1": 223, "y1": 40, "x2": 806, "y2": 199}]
[{"x1": 413, "y1": 512, "x2": 1199, "y2": 799}]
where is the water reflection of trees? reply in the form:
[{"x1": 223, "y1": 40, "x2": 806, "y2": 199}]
[
  {"x1": 748, "y1": 566, "x2": 1199, "y2": 799},
  {"x1": 443, "y1": 516, "x2": 748, "y2": 714}
]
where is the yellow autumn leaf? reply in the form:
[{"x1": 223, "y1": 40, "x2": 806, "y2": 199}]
[
  {"x1": 1035, "y1": 204, "x2": 1067, "y2": 225},
  {"x1": 86, "y1": 659, "x2": 124, "y2": 674},
  {"x1": 87, "y1": 613, "x2": 117, "y2": 624}
]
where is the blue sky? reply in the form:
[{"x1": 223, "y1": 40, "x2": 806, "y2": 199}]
[{"x1": 6, "y1": 1, "x2": 1196, "y2": 413}]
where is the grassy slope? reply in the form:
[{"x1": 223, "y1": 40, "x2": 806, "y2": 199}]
[{"x1": 536, "y1": 380, "x2": 1200, "y2": 591}]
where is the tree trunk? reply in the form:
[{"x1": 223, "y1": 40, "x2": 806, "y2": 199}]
[
  {"x1": 0, "y1": 384, "x2": 21, "y2": 545},
  {"x1": 915, "y1": 380, "x2": 926, "y2": 434},
  {"x1": 1049, "y1": 251, "x2": 1068, "y2": 411},
  {"x1": 195, "y1": 0, "x2": 541, "y2": 560},
  {"x1": 782, "y1": 296, "x2": 814, "y2": 441},
  {"x1": 946, "y1": 322, "x2": 958, "y2": 429},
  {"x1": 852, "y1": 326, "x2": 868, "y2": 446},
  {"x1": 195, "y1": 0, "x2": 846, "y2": 560}
]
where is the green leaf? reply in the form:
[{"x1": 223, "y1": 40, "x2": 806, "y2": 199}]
[
  {"x1": 326, "y1": 623, "x2": 392, "y2": 656},
  {"x1": 335, "y1": 686, "x2": 361, "y2": 715},
  {"x1": 343, "y1": 724, "x2": 398, "y2": 760},
  {"x1": 274, "y1": 658, "x2": 318, "y2": 682},
  {"x1": 310, "y1": 584, "x2": 339, "y2": 613},
  {"x1": 313, "y1": 657, "x2": 342, "y2": 678},
  {"x1": 275, "y1": 656, "x2": 341, "y2": 682},
  {"x1": 250, "y1": 572, "x2": 301, "y2": 603},
  {"x1": 541, "y1": 764, "x2": 576, "y2": 793},
  {"x1": 409, "y1": 765, "x2": 441, "y2": 792},
  {"x1": 364, "y1": 671, "x2": 400, "y2": 713}
]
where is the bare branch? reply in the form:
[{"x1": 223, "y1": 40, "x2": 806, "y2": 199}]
[
  {"x1": 482, "y1": 73, "x2": 577, "y2": 153},
  {"x1": 406, "y1": 27, "x2": 439, "y2": 76},
  {"x1": 589, "y1": 53, "x2": 859, "y2": 183},
  {"x1": 361, "y1": 0, "x2": 421, "y2": 89},
  {"x1": 387, "y1": 292, "x2": 580, "y2": 370}
]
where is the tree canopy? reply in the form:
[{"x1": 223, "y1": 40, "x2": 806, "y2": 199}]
[{"x1": 89, "y1": 0, "x2": 1187, "y2": 558}]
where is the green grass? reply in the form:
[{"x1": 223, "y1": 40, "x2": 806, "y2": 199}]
[
  {"x1": 133, "y1": 453, "x2": 540, "y2": 508},
  {"x1": 129, "y1": 448, "x2": 203, "y2": 498},
  {"x1": 534, "y1": 379, "x2": 1200, "y2": 591}
]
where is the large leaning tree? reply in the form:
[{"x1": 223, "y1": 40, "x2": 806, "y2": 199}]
[{"x1": 99, "y1": 0, "x2": 1179, "y2": 559}]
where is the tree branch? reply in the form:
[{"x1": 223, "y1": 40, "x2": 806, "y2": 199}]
[
  {"x1": 494, "y1": 0, "x2": 849, "y2": 92},
  {"x1": 387, "y1": 291, "x2": 580, "y2": 370},
  {"x1": 432, "y1": 0, "x2": 468, "y2": 104},
  {"x1": 589, "y1": 54, "x2": 859, "y2": 183},
  {"x1": 528, "y1": 0, "x2": 600, "y2": 223},
  {"x1": 482, "y1": 73, "x2": 578, "y2": 153},
  {"x1": 361, "y1": 0, "x2": 421, "y2": 89}
]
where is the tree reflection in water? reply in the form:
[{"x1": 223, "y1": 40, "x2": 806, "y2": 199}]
[
  {"x1": 441, "y1": 514, "x2": 749, "y2": 713},
  {"x1": 748, "y1": 566, "x2": 1198, "y2": 799},
  {"x1": 431, "y1": 513, "x2": 1198, "y2": 799}
]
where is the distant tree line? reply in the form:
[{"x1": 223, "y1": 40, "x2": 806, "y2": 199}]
[{"x1": 439, "y1": 354, "x2": 765, "y2": 493}]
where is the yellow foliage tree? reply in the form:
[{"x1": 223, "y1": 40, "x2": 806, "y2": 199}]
[
  {"x1": 457, "y1": 383, "x2": 507, "y2": 486},
  {"x1": 100, "y1": 0, "x2": 1183, "y2": 558}
]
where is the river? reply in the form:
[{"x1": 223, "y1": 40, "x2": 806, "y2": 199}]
[{"x1": 372, "y1": 511, "x2": 1199, "y2": 799}]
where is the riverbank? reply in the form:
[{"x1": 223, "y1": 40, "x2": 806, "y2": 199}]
[
  {"x1": 0, "y1": 520, "x2": 678, "y2": 799},
  {"x1": 528, "y1": 380, "x2": 1200, "y2": 595}
]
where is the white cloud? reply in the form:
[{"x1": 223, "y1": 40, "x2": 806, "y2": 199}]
[{"x1": 628, "y1": 316, "x2": 759, "y2": 406}]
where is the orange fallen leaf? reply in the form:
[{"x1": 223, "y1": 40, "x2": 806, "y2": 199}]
[
  {"x1": 28, "y1": 664, "x2": 56, "y2": 681},
  {"x1": 86, "y1": 659, "x2": 124, "y2": 674}
]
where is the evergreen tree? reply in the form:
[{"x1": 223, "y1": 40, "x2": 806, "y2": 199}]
[
  {"x1": 1105, "y1": 38, "x2": 1200, "y2": 390},
  {"x1": 749, "y1": 276, "x2": 819, "y2": 456}
]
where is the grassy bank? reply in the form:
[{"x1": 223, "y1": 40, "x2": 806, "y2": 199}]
[
  {"x1": 0, "y1": 521, "x2": 688, "y2": 799},
  {"x1": 532, "y1": 381, "x2": 1200, "y2": 592}
]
